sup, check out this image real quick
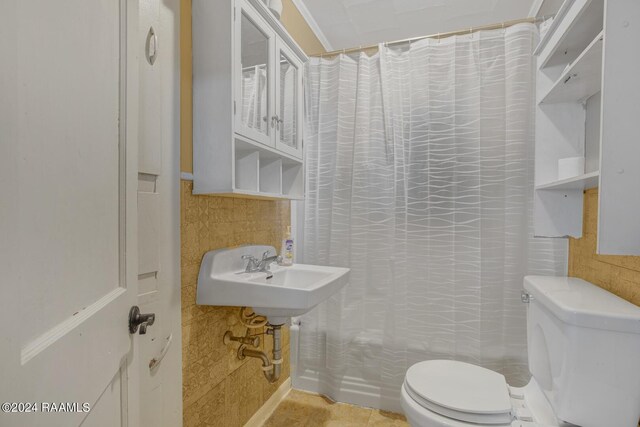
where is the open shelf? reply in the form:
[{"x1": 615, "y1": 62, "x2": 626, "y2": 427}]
[
  {"x1": 259, "y1": 154, "x2": 282, "y2": 194},
  {"x1": 234, "y1": 149, "x2": 259, "y2": 192},
  {"x1": 534, "y1": 0, "x2": 575, "y2": 57},
  {"x1": 282, "y1": 159, "x2": 304, "y2": 199},
  {"x1": 540, "y1": 31, "x2": 603, "y2": 104},
  {"x1": 537, "y1": 0, "x2": 604, "y2": 69},
  {"x1": 232, "y1": 137, "x2": 303, "y2": 199},
  {"x1": 536, "y1": 171, "x2": 599, "y2": 191}
]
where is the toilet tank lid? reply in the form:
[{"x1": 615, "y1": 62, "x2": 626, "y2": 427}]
[{"x1": 524, "y1": 276, "x2": 640, "y2": 334}]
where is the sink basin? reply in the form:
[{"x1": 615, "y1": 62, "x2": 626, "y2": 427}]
[{"x1": 197, "y1": 245, "x2": 350, "y2": 324}]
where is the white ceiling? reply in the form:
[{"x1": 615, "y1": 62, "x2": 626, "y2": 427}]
[{"x1": 296, "y1": 0, "x2": 538, "y2": 51}]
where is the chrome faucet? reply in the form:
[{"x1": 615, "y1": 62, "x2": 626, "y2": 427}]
[{"x1": 242, "y1": 251, "x2": 282, "y2": 278}]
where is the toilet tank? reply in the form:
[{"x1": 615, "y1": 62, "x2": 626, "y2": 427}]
[{"x1": 524, "y1": 276, "x2": 640, "y2": 427}]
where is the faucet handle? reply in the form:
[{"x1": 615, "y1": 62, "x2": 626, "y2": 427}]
[
  {"x1": 261, "y1": 250, "x2": 272, "y2": 260},
  {"x1": 242, "y1": 254, "x2": 259, "y2": 271}
]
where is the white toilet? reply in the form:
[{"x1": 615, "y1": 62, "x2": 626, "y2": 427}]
[{"x1": 401, "y1": 275, "x2": 640, "y2": 427}]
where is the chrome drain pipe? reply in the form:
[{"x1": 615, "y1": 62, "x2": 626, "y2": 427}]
[{"x1": 237, "y1": 324, "x2": 283, "y2": 383}]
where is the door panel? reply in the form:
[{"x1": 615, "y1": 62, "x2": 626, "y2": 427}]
[
  {"x1": 138, "y1": 190, "x2": 161, "y2": 277},
  {"x1": 0, "y1": 1, "x2": 139, "y2": 426},
  {"x1": 275, "y1": 39, "x2": 303, "y2": 159},
  {"x1": 18, "y1": 0, "x2": 121, "y2": 345},
  {"x1": 139, "y1": 0, "x2": 163, "y2": 175},
  {"x1": 235, "y1": 0, "x2": 276, "y2": 146},
  {"x1": 80, "y1": 370, "x2": 124, "y2": 427}
]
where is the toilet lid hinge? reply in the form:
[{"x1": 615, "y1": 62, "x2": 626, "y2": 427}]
[{"x1": 512, "y1": 407, "x2": 534, "y2": 422}]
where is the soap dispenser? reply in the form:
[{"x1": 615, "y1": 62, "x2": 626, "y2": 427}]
[{"x1": 281, "y1": 226, "x2": 294, "y2": 266}]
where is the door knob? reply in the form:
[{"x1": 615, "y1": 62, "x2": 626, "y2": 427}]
[{"x1": 129, "y1": 306, "x2": 156, "y2": 335}]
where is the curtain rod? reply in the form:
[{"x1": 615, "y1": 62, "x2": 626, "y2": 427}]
[{"x1": 313, "y1": 16, "x2": 551, "y2": 57}]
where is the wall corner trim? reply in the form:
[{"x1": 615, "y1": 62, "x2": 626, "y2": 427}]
[
  {"x1": 244, "y1": 378, "x2": 292, "y2": 427},
  {"x1": 290, "y1": 0, "x2": 334, "y2": 51}
]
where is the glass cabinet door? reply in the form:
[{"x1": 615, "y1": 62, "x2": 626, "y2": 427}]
[
  {"x1": 275, "y1": 39, "x2": 303, "y2": 158},
  {"x1": 235, "y1": 1, "x2": 274, "y2": 146}
]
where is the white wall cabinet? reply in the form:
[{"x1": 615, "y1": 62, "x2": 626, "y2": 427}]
[
  {"x1": 533, "y1": 0, "x2": 640, "y2": 255},
  {"x1": 193, "y1": 0, "x2": 306, "y2": 199}
]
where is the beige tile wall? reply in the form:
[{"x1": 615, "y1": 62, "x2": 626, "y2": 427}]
[
  {"x1": 568, "y1": 188, "x2": 640, "y2": 306},
  {"x1": 280, "y1": 0, "x2": 326, "y2": 56},
  {"x1": 180, "y1": 0, "x2": 325, "y2": 423},
  {"x1": 181, "y1": 180, "x2": 292, "y2": 427}
]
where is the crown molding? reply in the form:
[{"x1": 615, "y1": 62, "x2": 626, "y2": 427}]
[{"x1": 529, "y1": 0, "x2": 544, "y2": 17}]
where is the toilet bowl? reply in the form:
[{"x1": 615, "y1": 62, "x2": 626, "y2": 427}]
[
  {"x1": 400, "y1": 360, "x2": 557, "y2": 427},
  {"x1": 400, "y1": 276, "x2": 640, "y2": 427}
]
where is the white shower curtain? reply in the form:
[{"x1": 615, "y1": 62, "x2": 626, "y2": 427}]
[
  {"x1": 279, "y1": 63, "x2": 297, "y2": 146},
  {"x1": 298, "y1": 23, "x2": 567, "y2": 412},
  {"x1": 241, "y1": 65, "x2": 268, "y2": 133}
]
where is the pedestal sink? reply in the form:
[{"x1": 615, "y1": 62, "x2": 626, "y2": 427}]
[{"x1": 197, "y1": 245, "x2": 350, "y2": 325}]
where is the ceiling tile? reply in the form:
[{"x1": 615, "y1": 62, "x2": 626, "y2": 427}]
[
  {"x1": 345, "y1": 1, "x2": 399, "y2": 33},
  {"x1": 391, "y1": 0, "x2": 447, "y2": 14},
  {"x1": 299, "y1": 0, "x2": 536, "y2": 51}
]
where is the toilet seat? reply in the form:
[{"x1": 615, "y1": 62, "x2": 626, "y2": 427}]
[{"x1": 403, "y1": 360, "x2": 513, "y2": 425}]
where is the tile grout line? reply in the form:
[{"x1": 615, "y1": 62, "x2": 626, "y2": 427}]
[{"x1": 364, "y1": 408, "x2": 374, "y2": 426}]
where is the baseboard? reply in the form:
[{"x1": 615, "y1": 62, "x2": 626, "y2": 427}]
[
  {"x1": 293, "y1": 369, "x2": 403, "y2": 414},
  {"x1": 244, "y1": 378, "x2": 291, "y2": 427}
]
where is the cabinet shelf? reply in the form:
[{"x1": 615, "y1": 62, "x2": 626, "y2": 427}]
[
  {"x1": 233, "y1": 138, "x2": 303, "y2": 199},
  {"x1": 224, "y1": 189, "x2": 293, "y2": 200},
  {"x1": 537, "y1": 0, "x2": 604, "y2": 69},
  {"x1": 540, "y1": 31, "x2": 602, "y2": 104},
  {"x1": 536, "y1": 171, "x2": 599, "y2": 191},
  {"x1": 534, "y1": 0, "x2": 575, "y2": 57}
]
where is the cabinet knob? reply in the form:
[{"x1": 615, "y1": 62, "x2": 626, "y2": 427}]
[{"x1": 271, "y1": 115, "x2": 281, "y2": 130}]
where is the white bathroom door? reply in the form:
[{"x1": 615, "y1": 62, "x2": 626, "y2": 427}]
[{"x1": 0, "y1": 1, "x2": 142, "y2": 426}]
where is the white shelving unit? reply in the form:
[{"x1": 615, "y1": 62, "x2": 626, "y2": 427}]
[
  {"x1": 536, "y1": 171, "x2": 599, "y2": 191},
  {"x1": 534, "y1": 0, "x2": 640, "y2": 255},
  {"x1": 535, "y1": 0, "x2": 603, "y2": 67},
  {"x1": 192, "y1": 0, "x2": 307, "y2": 200}
]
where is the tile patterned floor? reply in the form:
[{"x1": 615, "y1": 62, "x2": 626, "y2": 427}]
[{"x1": 262, "y1": 389, "x2": 409, "y2": 427}]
